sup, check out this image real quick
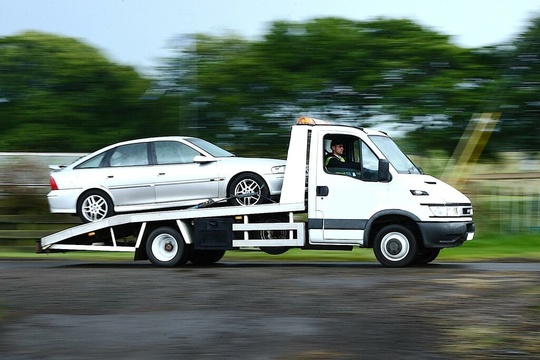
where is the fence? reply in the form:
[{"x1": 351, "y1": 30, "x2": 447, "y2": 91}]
[{"x1": 466, "y1": 173, "x2": 540, "y2": 234}]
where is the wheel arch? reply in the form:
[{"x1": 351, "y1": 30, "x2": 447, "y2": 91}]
[
  {"x1": 364, "y1": 210, "x2": 422, "y2": 248},
  {"x1": 76, "y1": 187, "x2": 116, "y2": 209},
  {"x1": 226, "y1": 171, "x2": 269, "y2": 195}
]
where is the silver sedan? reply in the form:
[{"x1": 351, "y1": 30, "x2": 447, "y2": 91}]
[{"x1": 47, "y1": 136, "x2": 286, "y2": 222}]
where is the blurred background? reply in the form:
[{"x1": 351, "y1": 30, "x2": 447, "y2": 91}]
[{"x1": 0, "y1": 0, "x2": 539, "y2": 250}]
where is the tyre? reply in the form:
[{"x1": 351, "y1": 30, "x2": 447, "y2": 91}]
[
  {"x1": 77, "y1": 190, "x2": 114, "y2": 223},
  {"x1": 414, "y1": 248, "x2": 440, "y2": 265},
  {"x1": 373, "y1": 224, "x2": 418, "y2": 267},
  {"x1": 259, "y1": 217, "x2": 290, "y2": 255},
  {"x1": 189, "y1": 249, "x2": 226, "y2": 265},
  {"x1": 146, "y1": 227, "x2": 190, "y2": 267},
  {"x1": 228, "y1": 173, "x2": 270, "y2": 206}
]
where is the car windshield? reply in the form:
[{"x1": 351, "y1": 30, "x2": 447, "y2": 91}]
[
  {"x1": 185, "y1": 138, "x2": 235, "y2": 158},
  {"x1": 369, "y1": 135, "x2": 421, "y2": 174}
]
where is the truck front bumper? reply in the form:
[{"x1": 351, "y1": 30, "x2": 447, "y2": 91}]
[{"x1": 418, "y1": 221, "x2": 475, "y2": 249}]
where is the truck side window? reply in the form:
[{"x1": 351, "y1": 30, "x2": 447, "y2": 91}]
[{"x1": 324, "y1": 136, "x2": 361, "y2": 178}]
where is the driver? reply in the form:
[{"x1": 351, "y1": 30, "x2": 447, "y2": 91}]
[{"x1": 325, "y1": 139, "x2": 360, "y2": 173}]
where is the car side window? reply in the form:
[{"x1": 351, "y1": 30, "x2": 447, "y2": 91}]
[
  {"x1": 76, "y1": 153, "x2": 106, "y2": 169},
  {"x1": 154, "y1": 141, "x2": 200, "y2": 165},
  {"x1": 109, "y1": 143, "x2": 149, "y2": 167}
]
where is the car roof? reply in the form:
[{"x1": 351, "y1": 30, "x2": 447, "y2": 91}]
[{"x1": 109, "y1": 136, "x2": 195, "y2": 146}]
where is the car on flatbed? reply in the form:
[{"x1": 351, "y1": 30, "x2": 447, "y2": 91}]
[{"x1": 47, "y1": 136, "x2": 286, "y2": 222}]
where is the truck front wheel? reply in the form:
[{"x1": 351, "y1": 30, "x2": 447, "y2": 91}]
[
  {"x1": 146, "y1": 227, "x2": 190, "y2": 267},
  {"x1": 373, "y1": 224, "x2": 418, "y2": 267}
]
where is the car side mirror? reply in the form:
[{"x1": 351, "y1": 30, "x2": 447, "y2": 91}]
[
  {"x1": 193, "y1": 155, "x2": 217, "y2": 164},
  {"x1": 378, "y1": 159, "x2": 392, "y2": 182}
]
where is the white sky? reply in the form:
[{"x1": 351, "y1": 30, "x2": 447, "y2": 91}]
[{"x1": 2, "y1": 0, "x2": 540, "y2": 75}]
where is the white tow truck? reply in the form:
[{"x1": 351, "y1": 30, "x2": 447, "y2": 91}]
[{"x1": 38, "y1": 117, "x2": 475, "y2": 267}]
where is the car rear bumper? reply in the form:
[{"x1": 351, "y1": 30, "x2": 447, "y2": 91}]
[{"x1": 47, "y1": 189, "x2": 80, "y2": 214}]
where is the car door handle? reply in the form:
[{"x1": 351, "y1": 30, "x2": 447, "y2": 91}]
[
  {"x1": 158, "y1": 173, "x2": 165, "y2": 176},
  {"x1": 107, "y1": 175, "x2": 114, "y2": 179}
]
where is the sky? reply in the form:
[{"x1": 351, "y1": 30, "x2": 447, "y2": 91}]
[{"x1": 2, "y1": 0, "x2": 540, "y2": 75}]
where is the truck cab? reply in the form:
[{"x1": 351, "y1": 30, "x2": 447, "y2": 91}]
[{"x1": 281, "y1": 117, "x2": 475, "y2": 266}]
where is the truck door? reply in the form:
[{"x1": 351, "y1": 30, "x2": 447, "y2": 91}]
[{"x1": 310, "y1": 135, "x2": 389, "y2": 244}]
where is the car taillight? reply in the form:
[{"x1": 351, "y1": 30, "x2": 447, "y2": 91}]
[{"x1": 50, "y1": 176, "x2": 58, "y2": 190}]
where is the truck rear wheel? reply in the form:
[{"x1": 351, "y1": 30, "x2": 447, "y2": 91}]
[
  {"x1": 146, "y1": 227, "x2": 190, "y2": 267},
  {"x1": 373, "y1": 224, "x2": 418, "y2": 267},
  {"x1": 189, "y1": 249, "x2": 226, "y2": 265},
  {"x1": 259, "y1": 216, "x2": 289, "y2": 255}
]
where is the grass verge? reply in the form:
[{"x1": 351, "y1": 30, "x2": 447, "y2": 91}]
[{"x1": 1, "y1": 232, "x2": 539, "y2": 262}]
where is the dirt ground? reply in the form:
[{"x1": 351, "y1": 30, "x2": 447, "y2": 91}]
[{"x1": 0, "y1": 259, "x2": 539, "y2": 360}]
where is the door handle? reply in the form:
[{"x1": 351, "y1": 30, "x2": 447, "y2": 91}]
[
  {"x1": 316, "y1": 186, "x2": 329, "y2": 196},
  {"x1": 107, "y1": 175, "x2": 114, "y2": 179}
]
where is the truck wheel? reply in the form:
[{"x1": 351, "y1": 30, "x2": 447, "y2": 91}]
[
  {"x1": 259, "y1": 217, "x2": 289, "y2": 255},
  {"x1": 77, "y1": 190, "x2": 114, "y2": 223},
  {"x1": 373, "y1": 224, "x2": 418, "y2": 267},
  {"x1": 228, "y1": 173, "x2": 269, "y2": 206},
  {"x1": 414, "y1": 248, "x2": 440, "y2": 265},
  {"x1": 189, "y1": 249, "x2": 226, "y2": 265},
  {"x1": 146, "y1": 227, "x2": 189, "y2": 267}
]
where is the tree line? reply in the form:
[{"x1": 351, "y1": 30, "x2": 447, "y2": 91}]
[{"x1": 1, "y1": 16, "x2": 539, "y2": 158}]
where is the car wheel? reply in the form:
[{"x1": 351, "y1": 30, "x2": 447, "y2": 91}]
[
  {"x1": 77, "y1": 190, "x2": 114, "y2": 223},
  {"x1": 228, "y1": 173, "x2": 270, "y2": 206},
  {"x1": 373, "y1": 224, "x2": 418, "y2": 267},
  {"x1": 146, "y1": 227, "x2": 190, "y2": 267}
]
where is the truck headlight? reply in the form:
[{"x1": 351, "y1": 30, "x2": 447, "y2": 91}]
[
  {"x1": 271, "y1": 165, "x2": 286, "y2": 174},
  {"x1": 429, "y1": 205, "x2": 460, "y2": 217}
]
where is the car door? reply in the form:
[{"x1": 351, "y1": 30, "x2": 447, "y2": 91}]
[
  {"x1": 98, "y1": 142, "x2": 155, "y2": 206},
  {"x1": 152, "y1": 140, "x2": 219, "y2": 204},
  {"x1": 311, "y1": 135, "x2": 389, "y2": 244}
]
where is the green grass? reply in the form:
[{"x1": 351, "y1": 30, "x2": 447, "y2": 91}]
[{"x1": 1, "y1": 232, "x2": 539, "y2": 262}]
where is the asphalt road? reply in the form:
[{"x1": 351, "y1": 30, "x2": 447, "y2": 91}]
[{"x1": 1, "y1": 260, "x2": 539, "y2": 359}]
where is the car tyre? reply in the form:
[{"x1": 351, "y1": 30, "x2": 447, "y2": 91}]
[
  {"x1": 228, "y1": 173, "x2": 270, "y2": 206},
  {"x1": 77, "y1": 190, "x2": 114, "y2": 223}
]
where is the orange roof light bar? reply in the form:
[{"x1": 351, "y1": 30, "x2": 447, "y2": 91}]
[{"x1": 296, "y1": 116, "x2": 331, "y2": 125}]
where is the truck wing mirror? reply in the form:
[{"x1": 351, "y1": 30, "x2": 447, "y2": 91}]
[{"x1": 378, "y1": 159, "x2": 392, "y2": 182}]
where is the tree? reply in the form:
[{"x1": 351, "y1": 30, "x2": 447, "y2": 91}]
[
  {"x1": 160, "y1": 18, "x2": 502, "y2": 156},
  {"x1": 0, "y1": 32, "x2": 157, "y2": 152},
  {"x1": 488, "y1": 16, "x2": 540, "y2": 153}
]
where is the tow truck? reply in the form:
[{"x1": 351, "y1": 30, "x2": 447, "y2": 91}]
[{"x1": 38, "y1": 116, "x2": 475, "y2": 267}]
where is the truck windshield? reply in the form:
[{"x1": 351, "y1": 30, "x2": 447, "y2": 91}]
[{"x1": 369, "y1": 135, "x2": 421, "y2": 174}]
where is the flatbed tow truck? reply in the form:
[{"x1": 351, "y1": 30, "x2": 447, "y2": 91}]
[{"x1": 38, "y1": 117, "x2": 475, "y2": 267}]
